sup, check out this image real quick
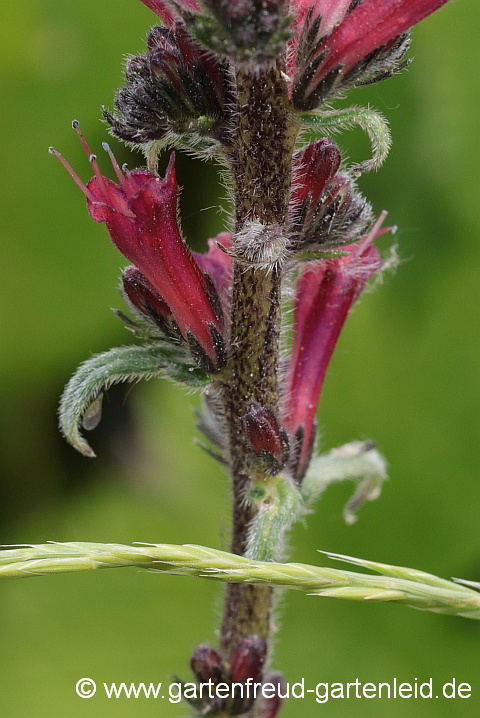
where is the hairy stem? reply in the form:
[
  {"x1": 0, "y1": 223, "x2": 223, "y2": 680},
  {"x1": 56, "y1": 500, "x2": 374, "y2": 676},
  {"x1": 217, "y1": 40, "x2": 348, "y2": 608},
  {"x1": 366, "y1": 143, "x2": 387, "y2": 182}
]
[{"x1": 220, "y1": 62, "x2": 297, "y2": 660}]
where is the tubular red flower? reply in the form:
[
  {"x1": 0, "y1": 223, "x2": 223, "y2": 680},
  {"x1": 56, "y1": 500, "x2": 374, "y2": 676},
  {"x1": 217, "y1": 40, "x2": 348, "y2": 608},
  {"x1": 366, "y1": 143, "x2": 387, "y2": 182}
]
[
  {"x1": 318, "y1": 0, "x2": 449, "y2": 79},
  {"x1": 50, "y1": 126, "x2": 223, "y2": 365},
  {"x1": 290, "y1": 0, "x2": 450, "y2": 107},
  {"x1": 285, "y1": 219, "x2": 385, "y2": 480}
]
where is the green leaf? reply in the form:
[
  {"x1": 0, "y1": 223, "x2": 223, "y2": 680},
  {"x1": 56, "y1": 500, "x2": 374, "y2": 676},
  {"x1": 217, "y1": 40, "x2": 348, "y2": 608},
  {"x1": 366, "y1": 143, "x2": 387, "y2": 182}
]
[
  {"x1": 299, "y1": 106, "x2": 392, "y2": 174},
  {"x1": 59, "y1": 343, "x2": 208, "y2": 457},
  {"x1": 246, "y1": 476, "x2": 303, "y2": 562},
  {"x1": 301, "y1": 441, "x2": 388, "y2": 524}
]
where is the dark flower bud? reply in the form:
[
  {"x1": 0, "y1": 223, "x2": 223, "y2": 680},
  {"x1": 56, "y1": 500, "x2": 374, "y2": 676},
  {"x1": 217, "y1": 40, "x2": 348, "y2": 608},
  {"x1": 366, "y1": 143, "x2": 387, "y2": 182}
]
[
  {"x1": 258, "y1": 671, "x2": 285, "y2": 718},
  {"x1": 291, "y1": 140, "x2": 342, "y2": 230},
  {"x1": 190, "y1": 643, "x2": 225, "y2": 684},
  {"x1": 104, "y1": 21, "x2": 235, "y2": 149},
  {"x1": 302, "y1": 172, "x2": 371, "y2": 251},
  {"x1": 243, "y1": 404, "x2": 290, "y2": 475},
  {"x1": 122, "y1": 266, "x2": 179, "y2": 338},
  {"x1": 228, "y1": 636, "x2": 267, "y2": 714},
  {"x1": 231, "y1": 635, "x2": 267, "y2": 684}
]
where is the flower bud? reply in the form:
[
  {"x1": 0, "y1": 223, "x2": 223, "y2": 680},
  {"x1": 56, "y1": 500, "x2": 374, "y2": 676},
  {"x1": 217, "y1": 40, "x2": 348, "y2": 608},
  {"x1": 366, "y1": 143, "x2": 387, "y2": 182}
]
[
  {"x1": 229, "y1": 636, "x2": 267, "y2": 714},
  {"x1": 243, "y1": 404, "x2": 289, "y2": 475},
  {"x1": 231, "y1": 635, "x2": 267, "y2": 684},
  {"x1": 104, "y1": 21, "x2": 235, "y2": 148},
  {"x1": 291, "y1": 140, "x2": 341, "y2": 230},
  {"x1": 303, "y1": 173, "x2": 371, "y2": 251},
  {"x1": 190, "y1": 643, "x2": 225, "y2": 684},
  {"x1": 258, "y1": 671, "x2": 285, "y2": 718},
  {"x1": 122, "y1": 266, "x2": 178, "y2": 335}
]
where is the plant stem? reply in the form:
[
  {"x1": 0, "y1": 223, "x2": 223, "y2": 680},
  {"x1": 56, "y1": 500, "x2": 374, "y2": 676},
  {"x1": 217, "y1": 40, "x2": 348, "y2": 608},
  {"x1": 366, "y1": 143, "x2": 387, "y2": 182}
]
[{"x1": 220, "y1": 61, "x2": 297, "y2": 660}]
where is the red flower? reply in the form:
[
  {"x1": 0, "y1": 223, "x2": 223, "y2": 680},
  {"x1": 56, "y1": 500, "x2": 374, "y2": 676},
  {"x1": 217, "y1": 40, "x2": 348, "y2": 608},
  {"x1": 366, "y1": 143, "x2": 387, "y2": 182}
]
[
  {"x1": 290, "y1": 139, "x2": 370, "y2": 251},
  {"x1": 139, "y1": 0, "x2": 199, "y2": 24},
  {"x1": 291, "y1": 139, "x2": 342, "y2": 229},
  {"x1": 50, "y1": 124, "x2": 226, "y2": 369},
  {"x1": 290, "y1": 0, "x2": 450, "y2": 108},
  {"x1": 285, "y1": 215, "x2": 386, "y2": 480},
  {"x1": 242, "y1": 404, "x2": 290, "y2": 475}
]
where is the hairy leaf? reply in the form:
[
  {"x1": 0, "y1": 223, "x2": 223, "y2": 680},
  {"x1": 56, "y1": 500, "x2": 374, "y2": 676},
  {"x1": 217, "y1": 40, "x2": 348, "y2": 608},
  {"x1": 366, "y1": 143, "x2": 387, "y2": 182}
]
[
  {"x1": 300, "y1": 106, "x2": 391, "y2": 174},
  {"x1": 302, "y1": 441, "x2": 388, "y2": 523},
  {"x1": 59, "y1": 343, "x2": 208, "y2": 457}
]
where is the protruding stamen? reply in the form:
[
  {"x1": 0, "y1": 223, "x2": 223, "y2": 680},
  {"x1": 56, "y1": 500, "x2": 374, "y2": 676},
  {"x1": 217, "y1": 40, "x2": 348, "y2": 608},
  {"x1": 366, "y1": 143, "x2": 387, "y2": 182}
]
[
  {"x1": 89, "y1": 152, "x2": 108, "y2": 199},
  {"x1": 376, "y1": 223, "x2": 398, "y2": 237},
  {"x1": 48, "y1": 146, "x2": 95, "y2": 202},
  {"x1": 72, "y1": 119, "x2": 93, "y2": 160},
  {"x1": 356, "y1": 210, "x2": 388, "y2": 253},
  {"x1": 102, "y1": 141, "x2": 125, "y2": 184}
]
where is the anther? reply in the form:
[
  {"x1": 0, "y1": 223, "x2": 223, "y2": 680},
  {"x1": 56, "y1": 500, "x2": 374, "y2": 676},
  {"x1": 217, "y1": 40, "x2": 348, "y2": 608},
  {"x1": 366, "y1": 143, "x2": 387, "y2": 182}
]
[
  {"x1": 88, "y1": 152, "x2": 109, "y2": 199},
  {"x1": 48, "y1": 144, "x2": 95, "y2": 202},
  {"x1": 71, "y1": 119, "x2": 93, "y2": 159},
  {"x1": 102, "y1": 141, "x2": 125, "y2": 184}
]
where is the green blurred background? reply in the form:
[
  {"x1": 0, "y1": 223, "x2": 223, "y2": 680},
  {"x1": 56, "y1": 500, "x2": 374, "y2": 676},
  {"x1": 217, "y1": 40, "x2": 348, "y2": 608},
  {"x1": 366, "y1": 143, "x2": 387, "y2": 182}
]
[{"x1": 1, "y1": 1, "x2": 479, "y2": 715}]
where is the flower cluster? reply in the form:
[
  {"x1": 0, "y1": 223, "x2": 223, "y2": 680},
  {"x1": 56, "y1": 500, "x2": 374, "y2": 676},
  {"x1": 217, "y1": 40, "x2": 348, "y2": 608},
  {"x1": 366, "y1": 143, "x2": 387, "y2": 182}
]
[{"x1": 53, "y1": 0, "x2": 449, "y2": 487}]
